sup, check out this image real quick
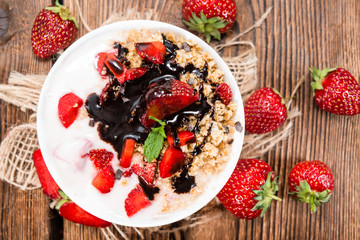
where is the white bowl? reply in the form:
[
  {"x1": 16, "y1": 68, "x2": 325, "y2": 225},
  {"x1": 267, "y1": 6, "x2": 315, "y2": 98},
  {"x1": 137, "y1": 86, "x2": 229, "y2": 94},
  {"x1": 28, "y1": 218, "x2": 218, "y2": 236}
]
[{"x1": 37, "y1": 20, "x2": 245, "y2": 227}]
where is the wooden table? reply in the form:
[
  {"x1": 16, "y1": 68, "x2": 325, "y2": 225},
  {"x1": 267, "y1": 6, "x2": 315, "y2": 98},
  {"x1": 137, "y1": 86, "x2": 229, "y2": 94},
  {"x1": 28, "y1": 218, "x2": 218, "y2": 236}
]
[{"x1": 1, "y1": 0, "x2": 359, "y2": 239}]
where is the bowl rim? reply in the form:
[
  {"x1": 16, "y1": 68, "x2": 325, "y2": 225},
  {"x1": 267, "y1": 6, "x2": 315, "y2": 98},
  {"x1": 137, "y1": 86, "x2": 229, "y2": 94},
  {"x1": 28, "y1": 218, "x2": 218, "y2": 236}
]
[{"x1": 37, "y1": 19, "x2": 245, "y2": 227}]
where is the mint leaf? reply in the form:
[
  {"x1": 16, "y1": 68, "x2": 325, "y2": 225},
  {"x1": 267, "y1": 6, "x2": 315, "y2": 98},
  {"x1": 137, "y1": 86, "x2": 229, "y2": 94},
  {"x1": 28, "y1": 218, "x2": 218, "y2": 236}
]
[{"x1": 144, "y1": 117, "x2": 166, "y2": 162}]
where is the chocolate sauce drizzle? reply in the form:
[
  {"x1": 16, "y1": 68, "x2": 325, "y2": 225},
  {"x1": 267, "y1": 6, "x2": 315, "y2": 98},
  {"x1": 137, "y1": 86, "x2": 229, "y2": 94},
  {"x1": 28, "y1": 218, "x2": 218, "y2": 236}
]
[{"x1": 85, "y1": 37, "x2": 213, "y2": 194}]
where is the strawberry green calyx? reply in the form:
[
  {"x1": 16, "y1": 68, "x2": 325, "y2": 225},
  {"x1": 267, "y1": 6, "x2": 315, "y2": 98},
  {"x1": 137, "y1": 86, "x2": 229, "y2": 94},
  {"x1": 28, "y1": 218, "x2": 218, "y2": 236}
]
[
  {"x1": 45, "y1": 0, "x2": 79, "y2": 28},
  {"x1": 183, "y1": 12, "x2": 228, "y2": 43},
  {"x1": 309, "y1": 67, "x2": 336, "y2": 96},
  {"x1": 56, "y1": 190, "x2": 72, "y2": 210},
  {"x1": 289, "y1": 180, "x2": 332, "y2": 213},
  {"x1": 251, "y1": 172, "x2": 282, "y2": 217}
]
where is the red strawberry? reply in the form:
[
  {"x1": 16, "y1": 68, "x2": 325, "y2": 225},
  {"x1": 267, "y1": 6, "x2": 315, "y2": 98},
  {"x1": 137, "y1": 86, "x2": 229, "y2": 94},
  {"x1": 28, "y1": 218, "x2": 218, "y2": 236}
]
[
  {"x1": 167, "y1": 131, "x2": 196, "y2": 147},
  {"x1": 288, "y1": 160, "x2": 334, "y2": 213},
  {"x1": 91, "y1": 167, "x2": 115, "y2": 194},
  {"x1": 32, "y1": 149, "x2": 60, "y2": 199},
  {"x1": 131, "y1": 161, "x2": 157, "y2": 185},
  {"x1": 159, "y1": 146, "x2": 187, "y2": 178},
  {"x1": 141, "y1": 79, "x2": 199, "y2": 128},
  {"x1": 85, "y1": 149, "x2": 114, "y2": 171},
  {"x1": 182, "y1": 0, "x2": 237, "y2": 42},
  {"x1": 217, "y1": 159, "x2": 281, "y2": 219},
  {"x1": 215, "y1": 83, "x2": 232, "y2": 105},
  {"x1": 58, "y1": 92, "x2": 83, "y2": 128},
  {"x1": 125, "y1": 67, "x2": 148, "y2": 81},
  {"x1": 119, "y1": 139, "x2": 136, "y2": 168},
  {"x1": 96, "y1": 52, "x2": 110, "y2": 78},
  {"x1": 104, "y1": 52, "x2": 127, "y2": 84},
  {"x1": 31, "y1": 0, "x2": 78, "y2": 58},
  {"x1": 124, "y1": 185, "x2": 151, "y2": 217},
  {"x1": 57, "y1": 191, "x2": 111, "y2": 227},
  {"x1": 244, "y1": 87, "x2": 287, "y2": 134},
  {"x1": 135, "y1": 42, "x2": 166, "y2": 65},
  {"x1": 310, "y1": 68, "x2": 360, "y2": 115}
]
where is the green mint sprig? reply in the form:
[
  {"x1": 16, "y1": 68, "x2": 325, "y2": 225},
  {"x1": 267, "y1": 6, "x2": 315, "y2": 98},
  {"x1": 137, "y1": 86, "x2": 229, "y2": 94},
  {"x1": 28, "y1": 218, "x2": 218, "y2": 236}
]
[{"x1": 144, "y1": 116, "x2": 166, "y2": 162}]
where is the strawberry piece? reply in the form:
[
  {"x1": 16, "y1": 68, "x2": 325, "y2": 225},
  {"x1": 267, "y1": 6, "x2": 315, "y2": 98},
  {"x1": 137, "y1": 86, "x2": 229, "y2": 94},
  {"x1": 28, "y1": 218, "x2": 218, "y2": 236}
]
[
  {"x1": 31, "y1": 0, "x2": 78, "y2": 58},
  {"x1": 217, "y1": 159, "x2": 281, "y2": 219},
  {"x1": 32, "y1": 149, "x2": 60, "y2": 199},
  {"x1": 215, "y1": 83, "x2": 232, "y2": 105},
  {"x1": 310, "y1": 68, "x2": 360, "y2": 115},
  {"x1": 167, "y1": 131, "x2": 196, "y2": 147},
  {"x1": 125, "y1": 67, "x2": 148, "y2": 81},
  {"x1": 58, "y1": 92, "x2": 83, "y2": 128},
  {"x1": 104, "y1": 53, "x2": 127, "y2": 84},
  {"x1": 96, "y1": 52, "x2": 109, "y2": 77},
  {"x1": 59, "y1": 201, "x2": 111, "y2": 227},
  {"x1": 132, "y1": 162, "x2": 156, "y2": 185},
  {"x1": 141, "y1": 79, "x2": 199, "y2": 128},
  {"x1": 288, "y1": 160, "x2": 334, "y2": 213},
  {"x1": 86, "y1": 149, "x2": 114, "y2": 171},
  {"x1": 244, "y1": 87, "x2": 287, "y2": 134},
  {"x1": 135, "y1": 42, "x2": 166, "y2": 64},
  {"x1": 122, "y1": 169, "x2": 133, "y2": 177},
  {"x1": 182, "y1": 0, "x2": 237, "y2": 42},
  {"x1": 91, "y1": 167, "x2": 115, "y2": 194},
  {"x1": 124, "y1": 185, "x2": 151, "y2": 217},
  {"x1": 119, "y1": 139, "x2": 136, "y2": 168},
  {"x1": 159, "y1": 146, "x2": 186, "y2": 178}
]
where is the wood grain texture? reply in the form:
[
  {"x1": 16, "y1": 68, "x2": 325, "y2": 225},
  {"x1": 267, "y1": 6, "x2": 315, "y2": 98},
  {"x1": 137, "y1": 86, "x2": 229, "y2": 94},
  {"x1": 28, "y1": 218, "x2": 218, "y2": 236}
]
[{"x1": 0, "y1": 0, "x2": 359, "y2": 239}]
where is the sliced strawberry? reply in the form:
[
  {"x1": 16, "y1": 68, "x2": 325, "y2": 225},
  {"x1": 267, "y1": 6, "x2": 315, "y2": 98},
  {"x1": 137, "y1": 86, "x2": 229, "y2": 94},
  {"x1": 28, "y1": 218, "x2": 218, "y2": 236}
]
[
  {"x1": 104, "y1": 53, "x2": 127, "y2": 84},
  {"x1": 119, "y1": 139, "x2": 136, "y2": 168},
  {"x1": 96, "y1": 52, "x2": 109, "y2": 77},
  {"x1": 132, "y1": 162, "x2": 156, "y2": 185},
  {"x1": 86, "y1": 149, "x2": 114, "y2": 171},
  {"x1": 141, "y1": 79, "x2": 199, "y2": 128},
  {"x1": 58, "y1": 93, "x2": 83, "y2": 128},
  {"x1": 59, "y1": 201, "x2": 111, "y2": 227},
  {"x1": 32, "y1": 149, "x2": 60, "y2": 199},
  {"x1": 216, "y1": 82, "x2": 232, "y2": 105},
  {"x1": 124, "y1": 185, "x2": 151, "y2": 217},
  {"x1": 167, "y1": 131, "x2": 196, "y2": 147},
  {"x1": 159, "y1": 146, "x2": 186, "y2": 178},
  {"x1": 135, "y1": 42, "x2": 166, "y2": 64},
  {"x1": 125, "y1": 67, "x2": 148, "y2": 81},
  {"x1": 91, "y1": 167, "x2": 115, "y2": 193},
  {"x1": 122, "y1": 169, "x2": 133, "y2": 177}
]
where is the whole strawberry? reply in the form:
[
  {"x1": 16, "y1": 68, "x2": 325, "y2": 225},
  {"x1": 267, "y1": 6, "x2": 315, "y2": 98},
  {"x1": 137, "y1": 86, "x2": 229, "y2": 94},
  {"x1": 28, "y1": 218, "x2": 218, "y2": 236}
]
[
  {"x1": 310, "y1": 68, "x2": 360, "y2": 115},
  {"x1": 217, "y1": 159, "x2": 281, "y2": 220},
  {"x1": 288, "y1": 160, "x2": 334, "y2": 213},
  {"x1": 182, "y1": 0, "x2": 237, "y2": 42},
  {"x1": 244, "y1": 87, "x2": 287, "y2": 134},
  {"x1": 31, "y1": 0, "x2": 78, "y2": 58}
]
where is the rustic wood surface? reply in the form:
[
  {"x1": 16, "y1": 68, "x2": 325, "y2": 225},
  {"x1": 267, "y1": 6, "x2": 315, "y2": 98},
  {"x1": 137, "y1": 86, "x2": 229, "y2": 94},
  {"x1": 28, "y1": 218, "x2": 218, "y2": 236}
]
[{"x1": 0, "y1": 0, "x2": 359, "y2": 239}]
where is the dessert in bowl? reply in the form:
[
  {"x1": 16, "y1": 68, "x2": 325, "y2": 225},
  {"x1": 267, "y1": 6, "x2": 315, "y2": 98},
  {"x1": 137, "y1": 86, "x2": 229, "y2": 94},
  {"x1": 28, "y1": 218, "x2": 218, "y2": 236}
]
[{"x1": 37, "y1": 20, "x2": 244, "y2": 227}]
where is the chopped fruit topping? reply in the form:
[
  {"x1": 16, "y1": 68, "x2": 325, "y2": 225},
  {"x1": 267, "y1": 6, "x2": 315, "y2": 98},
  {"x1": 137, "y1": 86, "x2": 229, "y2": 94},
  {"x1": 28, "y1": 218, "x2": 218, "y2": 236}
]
[
  {"x1": 57, "y1": 191, "x2": 111, "y2": 228},
  {"x1": 58, "y1": 93, "x2": 83, "y2": 128},
  {"x1": 91, "y1": 167, "x2": 115, "y2": 193},
  {"x1": 124, "y1": 185, "x2": 151, "y2": 217},
  {"x1": 32, "y1": 149, "x2": 60, "y2": 199},
  {"x1": 86, "y1": 149, "x2": 114, "y2": 171},
  {"x1": 141, "y1": 79, "x2": 199, "y2": 128},
  {"x1": 104, "y1": 53, "x2": 127, "y2": 84},
  {"x1": 99, "y1": 83, "x2": 111, "y2": 105},
  {"x1": 134, "y1": 42, "x2": 166, "y2": 64},
  {"x1": 122, "y1": 169, "x2": 133, "y2": 177},
  {"x1": 125, "y1": 67, "x2": 148, "y2": 81},
  {"x1": 215, "y1": 82, "x2": 232, "y2": 105},
  {"x1": 159, "y1": 146, "x2": 186, "y2": 178},
  {"x1": 132, "y1": 162, "x2": 157, "y2": 185},
  {"x1": 167, "y1": 131, "x2": 196, "y2": 147},
  {"x1": 96, "y1": 52, "x2": 109, "y2": 77},
  {"x1": 119, "y1": 139, "x2": 136, "y2": 168}
]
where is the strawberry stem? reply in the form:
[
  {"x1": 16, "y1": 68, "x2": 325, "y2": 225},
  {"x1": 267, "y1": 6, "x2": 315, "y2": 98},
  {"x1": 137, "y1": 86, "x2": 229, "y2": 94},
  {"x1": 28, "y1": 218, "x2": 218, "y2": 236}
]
[
  {"x1": 309, "y1": 67, "x2": 336, "y2": 96},
  {"x1": 45, "y1": 0, "x2": 79, "y2": 28},
  {"x1": 251, "y1": 172, "x2": 281, "y2": 217},
  {"x1": 183, "y1": 11, "x2": 227, "y2": 43},
  {"x1": 289, "y1": 180, "x2": 332, "y2": 213}
]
